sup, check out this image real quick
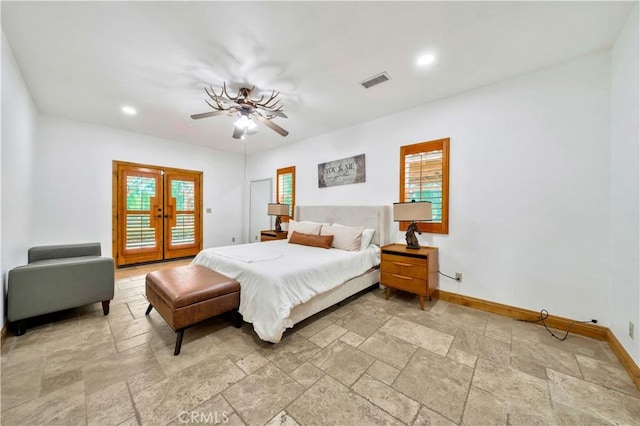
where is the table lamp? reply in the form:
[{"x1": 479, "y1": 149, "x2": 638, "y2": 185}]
[
  {"x1": 267, "y1": 203, "x2": 290, "y2": 232},
  {"x1": 393, "y1": 201, "x2": 432, "y2": 249}
]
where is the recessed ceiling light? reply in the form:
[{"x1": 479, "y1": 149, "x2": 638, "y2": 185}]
[
  {"x1": 417, "y1": 54, "x2": 436, "y2": 67},
  {"x1": 121, "y1": 106, "x2": 137, "y2": 116}
]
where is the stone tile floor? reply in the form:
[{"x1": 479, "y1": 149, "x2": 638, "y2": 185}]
[{"x1": 1, "y1": 259, "x2": 639, "y2": 425}]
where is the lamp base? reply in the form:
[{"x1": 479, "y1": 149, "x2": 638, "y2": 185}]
[
  {"x1": 275, "y1": 216, "x2": 282, "y2": 233},
  {"x1": 404, "y1": 222, "x2": 422, "y2": 250}
]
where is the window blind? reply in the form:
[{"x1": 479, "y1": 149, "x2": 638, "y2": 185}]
[
  {"x1": 171, "y1": 180, "x2": 196, "y2": 245},
  {"x1": 403, "y1": 150, "x2": 443, "y2": 222},
  {"x1": 125, "y1": 176, "x2": 157, "y2": 249},
  {"x1": 276, "y1": 166, "x2": 295, "y2": 220}
]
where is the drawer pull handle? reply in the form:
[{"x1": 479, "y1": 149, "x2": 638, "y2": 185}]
[
  {"x1": 392, "y1": 274, "x2": 413, "y2": 280},
  {"x1": 393, "y1": 262, "x2": 413, "y2": 267}
]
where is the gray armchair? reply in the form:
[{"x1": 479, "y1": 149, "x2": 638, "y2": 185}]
[{"x1": 7, "y1": 242, "x2": 115, "y2": 335}]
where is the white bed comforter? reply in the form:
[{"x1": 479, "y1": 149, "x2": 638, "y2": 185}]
[{"x1": 192, "y1": 240, "x2": 380, "y2": 343}]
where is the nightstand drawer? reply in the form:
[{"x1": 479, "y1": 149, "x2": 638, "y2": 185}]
[
  {"x1": 381, "y1": 257, "x2": 427, "y2": 279},
  {"x1": 382, "y1": 253, "x2": 427, "y2": 267},
  {"x1": 381, "y1": 272, "x2": 427, "y2": 295}
]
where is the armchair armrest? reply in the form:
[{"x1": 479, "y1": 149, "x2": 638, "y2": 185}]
[{"x1": 28, "y1": 242, "x2": 102, "y2": 263}]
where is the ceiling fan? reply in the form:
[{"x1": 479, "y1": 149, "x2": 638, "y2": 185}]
[{"x1": 191, "y1": 82, "x2": 289, "y2": 140}]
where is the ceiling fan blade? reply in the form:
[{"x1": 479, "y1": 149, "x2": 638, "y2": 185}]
[
  {"x1": 190, "y1": 110, "x2": 227, "y2": 120},
  {"x1": 255, "y1": 106, "x2": 288, "y2": 119},
  {"x1": 255, "y1": 115, "x2": 289, "y2": 137},
  {"x1": 232, "y1": 126, "x2": 243, "y2": 139}
]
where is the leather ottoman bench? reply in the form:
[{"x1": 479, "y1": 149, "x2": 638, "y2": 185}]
[{"x1": 145, "y1": 265, "x2": 241, "y2": 355}]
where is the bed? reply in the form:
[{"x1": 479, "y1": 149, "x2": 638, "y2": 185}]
[{"x1": 192, "y1": 205, "x2": 390, "y2": 343}]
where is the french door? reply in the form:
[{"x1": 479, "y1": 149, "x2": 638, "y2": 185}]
[{"x1": 113, "y1": 161, "x2": 202, "y2": 266}]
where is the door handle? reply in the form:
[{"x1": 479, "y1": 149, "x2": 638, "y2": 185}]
[{"x1": 155, "y1": 215, "x2": 162, "y2": 218}]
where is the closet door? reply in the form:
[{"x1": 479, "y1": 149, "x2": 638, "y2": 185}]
[{"x1": 249, "y1": 178, "x2": 273, "y2": 243}]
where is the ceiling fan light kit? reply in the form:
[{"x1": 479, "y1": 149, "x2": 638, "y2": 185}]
[
  {"x1": 234, "y1": 115, "x2": 257, "y2": 130},
  {"x1": 191, "y1": 82, "x2": 289, "y2": 140}
]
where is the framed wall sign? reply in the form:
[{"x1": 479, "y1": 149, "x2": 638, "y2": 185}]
[{"x1": 318, "y1": 154, "x2": 366, "y2": 188}]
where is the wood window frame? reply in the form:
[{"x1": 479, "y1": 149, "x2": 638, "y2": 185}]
[
  {"x1": 276, "y1": 166, "x2": 295, "y2": 222},
  {"x1": 399, "y1": 138, "x2": 450, "y2": 234}
]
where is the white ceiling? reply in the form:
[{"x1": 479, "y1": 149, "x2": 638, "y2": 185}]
[{"x1": 2, "y1": 1, "x2": 634, "y2": 154}]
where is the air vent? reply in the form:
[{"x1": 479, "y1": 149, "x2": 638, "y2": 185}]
[{"x1": 360, "y1": 72, "x2": 390, "y2": 89}]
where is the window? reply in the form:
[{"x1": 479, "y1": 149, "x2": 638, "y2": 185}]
[
  {"x1": 276, "y1": 166, "x2": 295, "y2": 221},
  {"x1": 399, "y1": 138, "x2": 450, "y2": 234}
]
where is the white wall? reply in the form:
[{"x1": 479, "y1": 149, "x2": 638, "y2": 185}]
[
  {"x1": 33, "y1": 115, "x2": 245, "y2": 257},
  {"x1": 1, "y1": 32, "x2": 38, "y2": 329},
  {"x1": 610, "y1": 5, "x2": 640, "y2": 365},
  {"x1": 247, "y1": 51, "x2": 613, "y2": 325}
]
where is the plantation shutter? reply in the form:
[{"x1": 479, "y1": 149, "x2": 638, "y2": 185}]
[
  {"x1": 170, "y1": 179, "x2": 196, "y2": 245},
  {"x1": 125, "y1": 175, "x2": 158, "y2": 249},
  {"x1": 163, "y1": 171, "x2": 202, "y2": 259},
  {"x1": 276, "y1": 166, "x2": 295, "y2": 221}
]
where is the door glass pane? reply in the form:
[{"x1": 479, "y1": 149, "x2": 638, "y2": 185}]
[
  {"x1": 125, "y1": 176, "x2": 157, "y2": 249},
  {"x1": 171, "y1": 180, "x2": 195, "y2": 245},
  {"x1": 126, "y1": 176, "x2": 155, "y2": 210}
]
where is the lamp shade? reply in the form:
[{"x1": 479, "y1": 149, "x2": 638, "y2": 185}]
[
  {"x1": 267, "y1": 203, "x2": 290, "y2": 216},
  {"x1": 393, "y1": 201, "x2": 432, "y2": 222}
]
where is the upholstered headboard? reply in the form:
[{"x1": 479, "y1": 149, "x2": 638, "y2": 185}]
[{"x1": 295, "y1": 205, "x2": 390, "y2": 247}]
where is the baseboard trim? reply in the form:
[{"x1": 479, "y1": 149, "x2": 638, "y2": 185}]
[
  {"x1": 435, "y1": 290, "x2": 639, "y2": 390},
  {"x1": 435, "y1": 290, "x2": 608, "y2": 340},
  {"x1": 606, "y1": 328, "x2": 640, "y2": 389}
]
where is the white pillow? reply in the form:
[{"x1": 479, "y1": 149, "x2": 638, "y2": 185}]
[
  {"x1": 321, "y1": 225, "x2": 364, "y2": 251},
  {"x1": 287, "y1": 220, "x2": 323, "y2": 239},
  {"x1": 331, "y1": 223, "x2": 375, "y2": 251},
  {"x1": 282, "y1": 220, "x2": 326, "y2": 232},
  {"x1": 301, "y1": 220, "x2": 330, "y2": 227},
  {"x1": 360, "y1": 228, "x2": 376, "y2": 250}
]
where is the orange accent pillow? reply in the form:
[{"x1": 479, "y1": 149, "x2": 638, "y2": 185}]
[{"x1": 288, "y1": 231, "x2": 334, "y2": 249}]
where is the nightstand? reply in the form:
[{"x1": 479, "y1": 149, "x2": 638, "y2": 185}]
[
  {"x1": 380, "y1": 243, "x2": 439, "y2": 310},
  {"x1": 260, "y1": 230, "x2": 288, "y2": 242}
]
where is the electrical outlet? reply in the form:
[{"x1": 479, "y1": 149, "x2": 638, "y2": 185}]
[
  {"x1": 630, "y1": 321, "x2": 635, "y2": 339},
  {"x1": 455, "y1": 273, "x2": 462, "y2": 282},
  {"x1": 232, "y1": 237, "x2": 236, "y2": 243},
  {"x1": 255, "y1": 235, "x2": 258, "y2": 241}
]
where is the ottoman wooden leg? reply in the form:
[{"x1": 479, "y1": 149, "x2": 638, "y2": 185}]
[
  {"x1": 145, "y1": 304, "x2": 153, "y2": 315},
  {"x1": 101, "y1": 300, "x2": 110, "y2": 315},
  {"x1": 174, "y1": 329, "x2": 185, "y2": 356},
  {"x1": 231, "y1": 310, "x2": 242, "y2": 328}
]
